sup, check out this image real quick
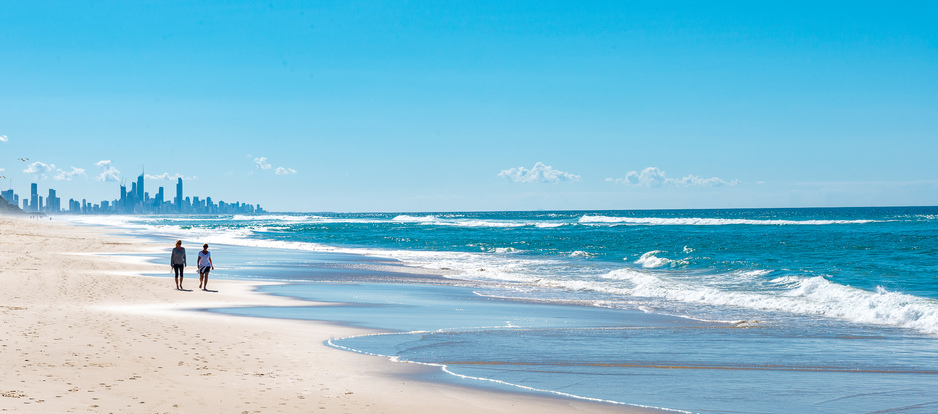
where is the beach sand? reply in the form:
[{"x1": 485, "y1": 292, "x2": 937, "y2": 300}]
[{"x1": 0, "y1": 217, "x2": 661, "y2": 413}]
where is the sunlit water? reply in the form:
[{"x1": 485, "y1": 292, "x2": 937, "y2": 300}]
[{"x1": 70, "y1": 207, "x2": 938, "y2": 413}]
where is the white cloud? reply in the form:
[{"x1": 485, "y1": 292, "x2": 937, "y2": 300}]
[
  {"x1": 54, "y1": 167, "x2": 86, "y2": 181},
  {"x1": 144, "y1": 172, "x2": 196, "y2": 181},
  {"x1": 606, "y1": 167, "x2": 738, "y2": 187},
  {"x1": 0, "y1": 135, "x2": 7, "y2": 142},
  {"x1": 24, "y1": 161, "x2": 87, "y2": 181},
  {"x1": 499, "y1": 162, "x2": 581, "y2": 183},
  {"x1": 252, "y1": 156, "x2": 296, "y2": 175},
  {"x1": 254, "y1": 157, "x2": 272, "y2": 170},
  {"x1": 23, "y1": 161, "x2": 56, "y2": 175},
  {"x1": 95, "y1": 160, "x2": 122, "y2": 182}
]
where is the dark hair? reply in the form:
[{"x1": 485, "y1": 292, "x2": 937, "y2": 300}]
[{"x1": 203, "y1": 244, "x2": 209, "y2": 248}]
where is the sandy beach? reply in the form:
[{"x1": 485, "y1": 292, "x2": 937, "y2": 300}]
[{"x1": 0, "y1": 216, "x2": 658, "y2": 413}]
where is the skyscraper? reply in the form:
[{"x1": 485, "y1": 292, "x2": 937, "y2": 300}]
[
  {"x1": 120, "y1": 184, "x2": 127, "y2": 213},
  {"x1": 30, "y1": 183, "x2": 38, "y2": 212},
  {"x1": 47, "y1": 188, "x2": 60, "y2": 213},
  {"x1": 0, "y1": 189, "x2": 14, "y2": 205},
  {"x1": 137, "y1": 172, "x2": 144, "y2": 205},
  {"x1": 175, "y1": 178, "x2": 183, "y2": 212}
]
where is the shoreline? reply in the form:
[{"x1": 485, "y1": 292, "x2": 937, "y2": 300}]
[{"x1": 1, "y1": 216, "x2": 663, "y2": 413}]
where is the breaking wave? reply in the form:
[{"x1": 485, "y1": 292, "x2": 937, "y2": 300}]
[{"x1": 580, "y1": 215, "x2": 879, "y2": 226}]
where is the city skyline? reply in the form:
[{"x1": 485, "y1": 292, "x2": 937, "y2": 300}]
[
  {"x1": 2, "y1": 173, "x2": 264, "y2": 215},
  {"x1": 1, "y1": 3, "x2": 936, "y2": 212}
]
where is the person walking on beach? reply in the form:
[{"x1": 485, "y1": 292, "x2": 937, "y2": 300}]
[
  {"x1": 198, "y1": 243, "x2": 214, "y2": 291},
  {"x1": 171, "y1": 240, "x2": 187, "y2": 290}
]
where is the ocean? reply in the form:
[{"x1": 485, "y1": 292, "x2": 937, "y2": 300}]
[{"x1": 70, "y1": 207, "x2": 938, "y2": 413}]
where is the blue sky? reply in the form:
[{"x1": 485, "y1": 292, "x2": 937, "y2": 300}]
[{"x1": 1, "y1": 1, "x2": 936, "y2": 212}]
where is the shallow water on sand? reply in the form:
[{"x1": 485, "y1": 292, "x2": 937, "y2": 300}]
[
  {"x1": 78, "y1": 207, "x2": 938, "y2": 413},
  {"x1": 214, "y1": 282, "x2": 938, "y2": 414}
]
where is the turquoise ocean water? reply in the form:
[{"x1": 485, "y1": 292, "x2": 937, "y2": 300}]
[{"x1": 72, "y1": 207, "x2": 938, "y2": 413}]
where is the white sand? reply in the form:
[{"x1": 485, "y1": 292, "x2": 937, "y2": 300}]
[{"x1": 0, "y1": 217, "x2": 664, "y2": 413}]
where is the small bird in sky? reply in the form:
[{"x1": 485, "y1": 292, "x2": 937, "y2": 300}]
[{"x1": 18, "y1": 158, "x2": 28, "y2": 162}]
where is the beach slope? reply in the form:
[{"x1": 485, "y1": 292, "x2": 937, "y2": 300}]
[{"x1": 0, "y1": 217, "x2": 659, "y2": 413}]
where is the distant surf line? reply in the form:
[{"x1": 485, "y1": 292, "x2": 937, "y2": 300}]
[{"x1": 437, "y1": 361, "x2": 938, "y2": 375}]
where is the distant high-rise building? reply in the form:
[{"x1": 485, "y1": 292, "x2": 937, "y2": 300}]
[
  {"x1": 47, "y1": 188, "x2": 60, "y2": 213},
  {"x1": 137, "y1": 173, "x2": 145, "y2": 204},
  {"x1": 175, "y1": 178, "x2": 183, "y2": 212},
  {"x1": 120, "y1": 184, "x2": 128, "y2": 213},
  {"x1": 1, "y1": 189, "x2": 14, "y2": 205},
  {"x1": 8, "y1": 174, "x2": 261, "y2": 216},
  {"x1": 30, "y1": 183, "x2": 38, "y2": 212}
]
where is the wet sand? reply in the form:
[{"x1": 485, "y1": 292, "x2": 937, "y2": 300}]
[{"x1": 0, "y1": 216, "x2": 661, "y2": 413}]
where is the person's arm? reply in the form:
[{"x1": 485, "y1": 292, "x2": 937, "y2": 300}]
[{"x1": 208, "y1": 256, "x2": 214, "y2": 269}]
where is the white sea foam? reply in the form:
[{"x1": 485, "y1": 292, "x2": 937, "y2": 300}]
[
  {"x1": 231, "y1": 214, "x2": 324, "y2": 222},
  {"x1": 82, "y1": 213, "x2": 568, "y2": 230},
  {"x1": 579, "y1": 215, "x2": 879, "y2": 226},
  {"x1": 64, "y1": 215, "x2": 938, "y2": 335},
  {"x1": 594, "y1": 269, "x2": 938, "y2": 335},
  {"x1": 490, "y1": 247, "x2": 525, "y2": 254},
  {"x1": 633, "y1": 251, "x2": 688, "y2": 269},
  {"x1": 393, "y1": 214, "x2": 438, "y2": 223},
  {"x1": 635, "y1": 251, "x2": 668, "y2": 268},
  {"x1": 392, "y1": 214, "x2": 569, "y2": 229}
]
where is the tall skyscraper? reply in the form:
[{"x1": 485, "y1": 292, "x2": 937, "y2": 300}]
[
  {"x1": 137, "y1": 172, "x2": 145, "y2": 204},
  {"x1": 175, "y1": 178, "x2": 183, "y2": 212},
  {"x1": 47, "y1": 188, "x2": 59, "y2": 213},
  {"x1": 0, "y1": 189, "x2": 14, "y2": 205},
  {"x1": 120, "y1": 184, "x2": 127, "y2": 213},
  {"x1": 7, "y1": 174, "x2": 261, "y2": 216},
  {"x1": 30, "y1": 183, "x2": 38, "y2": 212}
]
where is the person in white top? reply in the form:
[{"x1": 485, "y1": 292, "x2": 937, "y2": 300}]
[{"x1": 198, "y1": 243, "x2": 214, "y2": 291}]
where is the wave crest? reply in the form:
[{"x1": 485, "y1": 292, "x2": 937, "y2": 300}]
[
  {"x1": 580, "y1": 215, "x2": 878, "y2": 226},
  {"x1": 633, "y1": 251, "x2": 687, "y2": 269},
  {"x1": 600, "y1": 269, "x2": 938, "y2": 335}
]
